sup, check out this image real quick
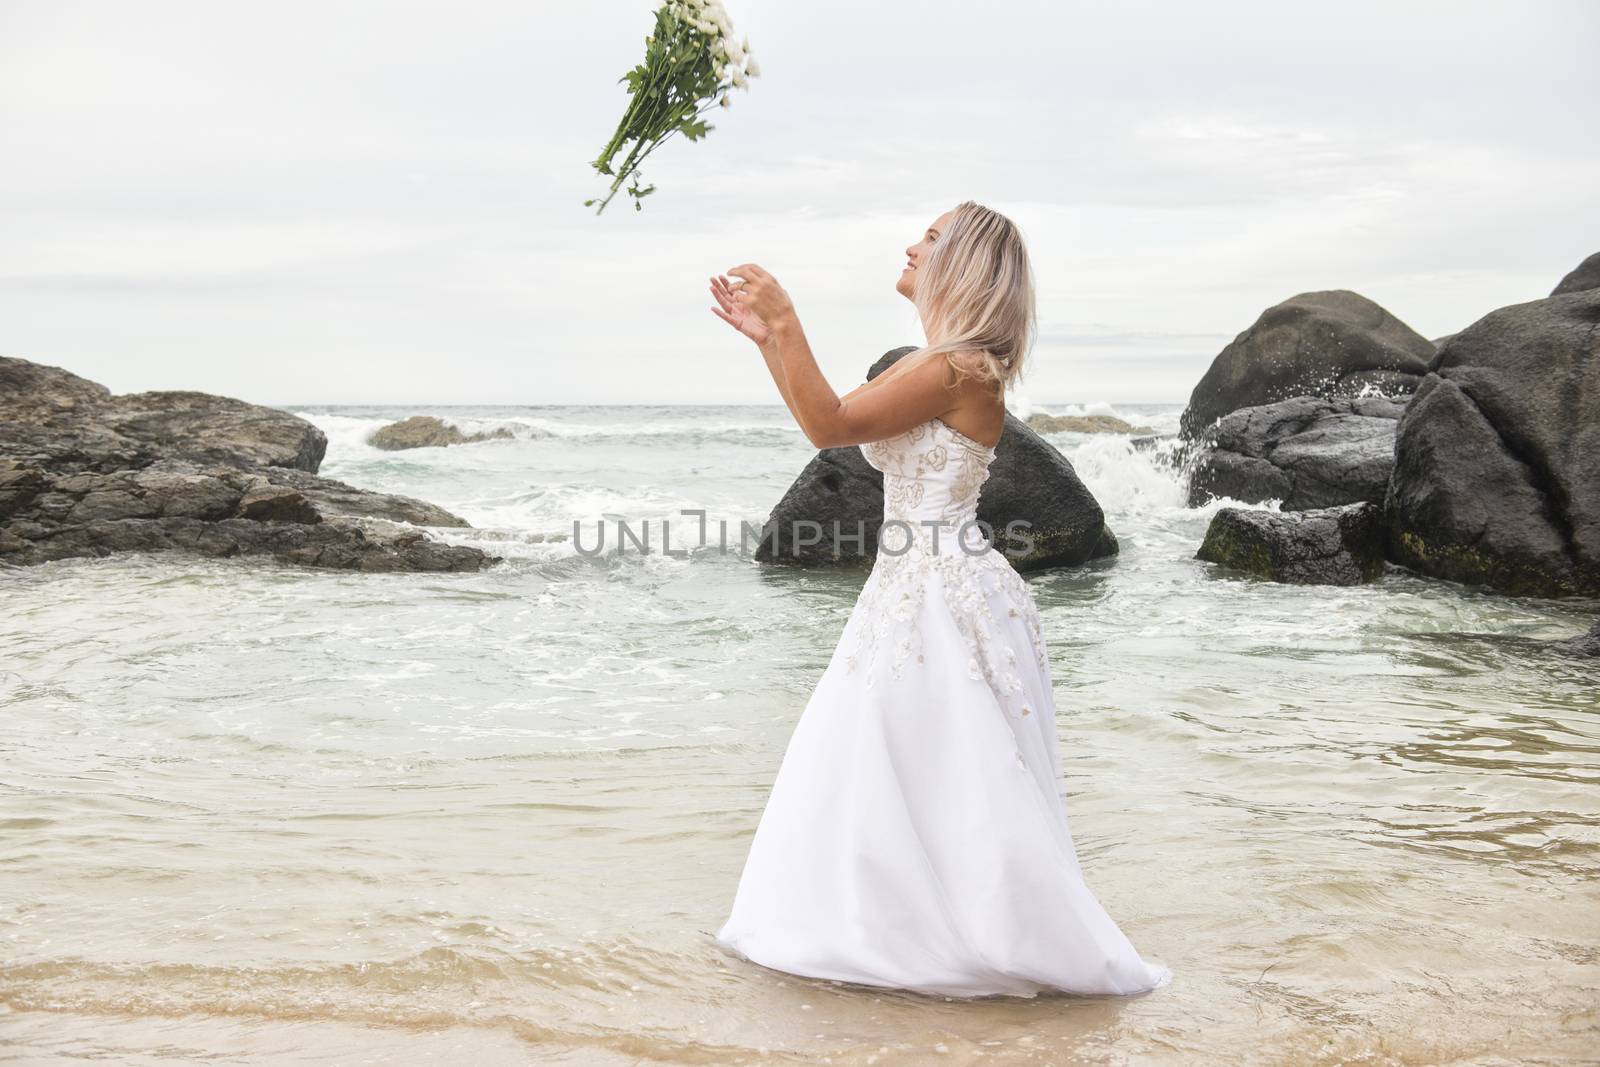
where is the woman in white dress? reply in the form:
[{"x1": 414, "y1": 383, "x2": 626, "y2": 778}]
[{"x1": 705, "y1": 200, "x2": 1169, "y2": 998}]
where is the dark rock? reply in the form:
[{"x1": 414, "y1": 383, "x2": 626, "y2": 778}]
[
  {"x1": 1026, "y1": 412, "x2": 1154, "y2": 435},
  {"x1": 1092, "y1": 524, "x2": 1119, "y2": 558},
  {"x1": 0, "y1": 466, "x2": 48, "y2": 520},
  {"x1": 756, "y1": 447, "x2": 888, "y2": 565},
  {"x1": 101, "y1": 390, "x2": 328, "y2": 471},
  {"x1": 865, "y1": 348, "x2": 910, "y2": 380},
  {"x1": 259, "y1": 466, "x2": 470, "y2": 527},
  {"x1": 757, "y1": 346, "x2": 1118, "y2": 571},
  {"x1": 1196, "y1": 502, "x2": 1386, "y2": 585},
  {"x1": 977, "y1": 428, "x2": 1120, "y2": 571},
  {"x1": 1187, "y1": 395, "x2": 1407, "y2": 510},
  {"x1": 1383, "y1": 290, "x2": 1600, "y2": 597},
  {"x1": 1558, "y1": 617, "x2": 1600, "y2": 657},
  {"x1": 0, "y1": 355, "x2": 493, "y2": 573},
  {"x1": 0, "y1": 356, "x2": 112, "y2": 414},
  {"x1": 1, "y1": 357, "x2": 327, "y2": 474},
  {"x1": 1551, "y1": 251, "x2": 1600, "y2": 296},
  {"x1": 368, "y1": 415, "x2": 514, "y2": 450},
  {"x1": 1180, "y1": 291, "x2": 1433, "y2": 439},
  {"x1": 0, "y1": 458, "x2": 485, "y2": 572},
  {"x1": 236, "y1": 485, "x2": 322, "y2": 524}
]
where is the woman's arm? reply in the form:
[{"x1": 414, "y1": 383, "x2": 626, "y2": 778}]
[
  {"x1": 771, "y1": 315, "x2": 963, "y2": 449},
  {"x1": 838, "y1": 352, "x2": 915, "y2": 403},
  {"x1": 781, "y1": 344, "x2": 904, "y2": 425},
  {"x1": 709, "y1": 270, "x2": 819, "y2": 440},
  {"x1": 728, "y1": 261, "x2": 972, "y2": 449},
  {"x1": 755, "y1": 334, "x2": 815, "y2": 441}
]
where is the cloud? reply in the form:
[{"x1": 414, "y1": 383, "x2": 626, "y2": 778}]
[{"x1": 0, "y1": 0, "x2": 1595, "y2": 404}]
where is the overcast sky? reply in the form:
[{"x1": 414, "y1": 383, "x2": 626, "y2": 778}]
[{"x1": 1, "y1": 0, "x2": 1595, "y2": 408}]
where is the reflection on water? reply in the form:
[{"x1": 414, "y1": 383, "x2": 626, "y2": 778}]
[{"x1": 2, "y1": 404, "x2": 1597, "y2": 1064}]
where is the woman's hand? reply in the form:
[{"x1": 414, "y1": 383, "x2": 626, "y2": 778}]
[
  {"x1": 724, "y1": 264, "x2": 796, "y2": 333},
  {"x1": 708, "y1": 273, "x2": 771, "y2": 345}
]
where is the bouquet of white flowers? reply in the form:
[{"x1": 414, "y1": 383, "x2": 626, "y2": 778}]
[{"x1": 585, "y1": 0, "x2": 760, "y2": 214}]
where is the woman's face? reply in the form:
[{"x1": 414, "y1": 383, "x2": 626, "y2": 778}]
[{"x1": 896, "y1": 208, "x2": 956, "y2": 302}]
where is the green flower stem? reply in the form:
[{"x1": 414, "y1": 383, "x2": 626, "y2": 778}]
[
  {"x1": 587, "y1": 3, "x2": 741, "y2": 214},
  {"x1": 608, "y1": 80, "x2": 730, "y2": 200}
]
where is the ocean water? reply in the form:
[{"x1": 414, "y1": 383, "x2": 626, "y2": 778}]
[{"x1": 3, "y1": 403, "x2": 1597, "y2": 1065}]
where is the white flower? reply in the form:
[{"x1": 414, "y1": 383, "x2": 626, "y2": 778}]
[
  {"x1": 731, "y1": 68, "x2": 748, "y2": 89},
  {"x1": 695, "y1": 17, "x2": 717, "y2": 34},
  {"x1": 719, "y1": 94, "x2": 731, "y2": 108},
  {"x1": 724, "y1": 37, "x2": 744, "y2": 63},
  {"x1": 745, "y1": 55, "x2": 761, "y2": 78}
]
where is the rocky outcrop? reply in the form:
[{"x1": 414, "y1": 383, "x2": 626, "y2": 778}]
[
  {"x1": 0, "y1": 460, "x2": 481, "y2": 571},
  {"x1": 1551, "y1": 251, "x2": 1600, "y2": 296},
  {"x1": 1195, "y1": 502, "x2": 1385, "y2": 585},
  {"x1": 1187, "y1": 395, "x2": 1408, "y2": 510},
  {"x1": 1179, "y1": 291, "x2": 1433, "y2": 439},
  {"x1": 756, "y1": 346, "x2": 1118, "y2": 571},
  {"x1": 368, "y1": 415, "x2": 514, "y2": 450},
  {"x1": 1382, "y1": 290, "x2": 1599, "y2": 597},
  {"x1": 1, "y1": 356, "x2": 494, "y2": 573},
  {"x1": 1026, "y1": 412, "x2": 1154, "y2": 435},
  {"x1": 1, "y1": 358, "x2": 327, "y2": 474}
]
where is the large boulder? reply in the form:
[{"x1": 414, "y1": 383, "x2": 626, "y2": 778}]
[
  {"x1": 1383, "y1": 290, "x2": 1600, "y2": 597},
  {"x1": 368, "y1": 415, "x2": 514, "y2": 450},
  {"x1": 1195, "y1": 502, "x2": 1385, "y2": 585},
  {"x1": 1551, "y1": 251, "x2": 1600, "y2": 296},
  {"x1": 757, "y1": 346, "x2": 1118, "y2": 571},
  {"x1": 1187, "y1": 395, "x2": 1408, "y2": 510},
  {"x1": 0, "y1": 355, "x2": 494, "y2": 573},
  {"x1": 1180, "y1": 291, "x2": 1433, "y2": 439},
  {"x1": 0, "y1": 357, "x2": 327, "y2": 473}
]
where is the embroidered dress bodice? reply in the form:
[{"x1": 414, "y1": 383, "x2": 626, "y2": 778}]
[
  {"x1": 860, "y1": 416, "x2": 995, "y2": 536},
  {"x1": 847, "y1": 417, "x2": 1047, "y2": 725}
]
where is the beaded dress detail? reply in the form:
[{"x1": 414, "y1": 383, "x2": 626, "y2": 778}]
[
  {"x1": 847, "y1": 418, "x2": 1047, "y2": 724},
  {"x1": 716, "y1": 416, "x2": 1170, "y2": 998}
]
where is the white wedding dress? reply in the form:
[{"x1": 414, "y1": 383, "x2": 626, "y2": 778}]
[{"x1": 716, "y1": 416, "x2": 1170, "y2": 997}]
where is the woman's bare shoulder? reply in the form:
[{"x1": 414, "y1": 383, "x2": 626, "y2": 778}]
[{"x1": 940, "y1": 362, "x2": 1005, "y2": 446}]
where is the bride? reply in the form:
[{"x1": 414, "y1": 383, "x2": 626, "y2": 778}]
[{"x1": 705, "y1": 200, "x2": 1169, "y2": 998}]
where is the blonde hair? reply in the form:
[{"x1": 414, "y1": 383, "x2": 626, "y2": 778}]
[{"x1": 900, "y1": 199, "x2": 1037, "y2": 394}]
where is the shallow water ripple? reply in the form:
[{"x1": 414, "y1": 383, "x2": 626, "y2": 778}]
[{"x1": 3, "y1": 404, "x2": 1597, "y2": 1064}]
